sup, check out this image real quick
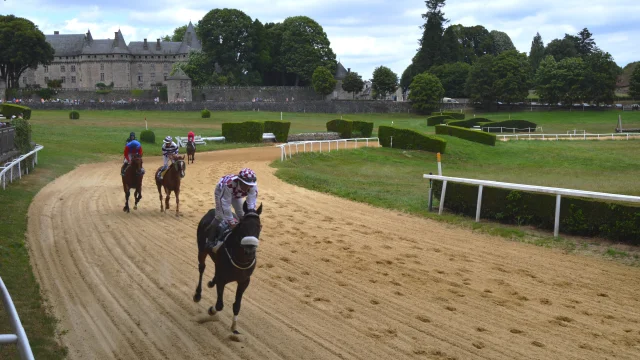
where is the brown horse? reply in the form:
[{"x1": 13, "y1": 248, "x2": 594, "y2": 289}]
[
  {"x1": 186, "y1": 141, "x2": 196, "y2": 164},
  {"x1": 155, "y1": 155, "x2": 186, "y2": 216},
  {"x1": 193, "y1": 201, "x2": 263, "y2": 336},
  {"x1": 122, "y1": 154, "x2": 144, "y2": 213}
]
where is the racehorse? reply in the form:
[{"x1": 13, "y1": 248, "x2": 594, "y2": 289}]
[
  {"x1": 122, "y1": 153, "x2": 143, "y2": 213},
  {"x1": 193, "y1": 201, "x2": 263, "y2": 336},
  {"x1": 186, "y1": 140, "x2": 196, "y2": 164},
  {"x1": 154, "y1": 155, "x2": 186, "y2": 216}
]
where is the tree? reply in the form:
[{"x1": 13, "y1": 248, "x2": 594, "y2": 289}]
[
  {"x1": 0, "y1": 15, "x2": 55, "y2": 89},
  {"x1": 414, "y1": 0, "x2": 448, "y2": 73},
  {"x1": 535, "y1": 55, "x2": 560, "y2": 105},
  {"x1": 341, "y1": 71, "x2": 365, "y2": 99},
  {"x1": 577, "y1": 28, "x2": 597, "y2": 56},
  {"x1": 408, "y1": 72, "x2": 445, "y2": 114},
  {"x1": 197, "y1": 9, "x2": 254, "y2": 75},
  {"x1": 281, "y1": 16, "x2": 336, "y2": 86},
  {"x1": 371, "y1": 66, "x2": 398, "y2": 99},
  {"x1": 545, "y1": 37, "x2": 578, "y2": 62},
  {"x1": 490, "y1": 30, "x2": 516, "y2": 54},
  {"x1": 465, "y1": 55, "x2": 496, "y2": 109},
  {"x1": 312, "y1": 66, "x2": 336, "y2": 98},
  {"x1": 247, "y1": 19, "x2": 271, "y2": 82},
  {"x1": 458, "y1": 25, "x2": 494, "y2": 64},
  {"x1": 630, "y1": 65, "x2": 640, "y2": 99},
  {"x1": 162, "y1": 24, "x2": 200, "y2": 42},
  {"x1": 400, "y1": 63, "x2": 418, "y2": 91},
  {"x1": 440, "y1": 26, "x2": 462, "y2": 64},
  {"x1": 171, "y1": 50, "x2": 217, "y2": 86},
  {"x1": 491, "y1": 50, "x2": 531, "y2": 104},
  {"x1": 529, "y1": 32, "x2": 545, "y2": 77},
  {"x1": 556, "y1": 57, "x2": 586, "y2": 105},
  {"x1": 428, "y1": 62, "x2": 470, "y2": 98},
  {"x1": 582, "y1": 50, "x2": 619, "y2": 104}
]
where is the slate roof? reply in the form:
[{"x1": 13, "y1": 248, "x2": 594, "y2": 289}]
[
  {"x1": 44, "y1": 34, "x2": 86, "y2": 57},
  {"x1": 335, "y1": 62, "x2": 348, "y2": 80},
  {"x1": 167, "y1": 67, "x2": 191, "y2": 80}
]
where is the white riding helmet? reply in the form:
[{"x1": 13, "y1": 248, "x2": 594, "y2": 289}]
[{"x1": 164, "y1": 136, "x2": 172, "y2": 143}]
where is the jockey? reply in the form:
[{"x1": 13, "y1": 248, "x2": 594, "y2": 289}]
[
  {"x1": 187, "y1": 131, "x2": 196, "y2": 149},
  {"x1": 121, "y1": 139, "x2": 143, "y2": 176},
  {"x1": 126, "y1": 131, "x2": 136, "y2": 144},
  {"x1": 206, "y1": 168, "x2": 258, "y2": 252},
  {"x1": 159, "y1": 136, "x2": 179, "y2": 180}
]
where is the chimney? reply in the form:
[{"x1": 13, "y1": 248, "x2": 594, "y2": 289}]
[
  {"x1": 54, "y1": 31, "x2": 59, "y2": 35},
  {"x1": 156, "y1": 39, "x2": 161, "y2": 50},
  {"x1": 347, "y1": 68, "x2": 351, "y2": 73},
  {"x1": 143, "y1": 38, "x2": 148, "y2": 49}
]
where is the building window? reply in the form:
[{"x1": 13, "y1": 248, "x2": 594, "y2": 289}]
[
  {"x1": 71, "y1": 76, "x2": 76, "y2": 83},
  {"x1": 44, "y1": 76, "x2": 49, "y2": 83},
  {"x1": 150, "y1": 73, "x2": 155, "y2": 80},
  {"x1": 100, "y1": 63, "x2": 104, "y2": 70},
  {"x1": 61, "y1": 76, "x2": 66, "y2": 83},
  {"x1": 71, "y1": 65, "x2": 76, "y2": 72},
  {"x1": 61, "y1": 65, "x2": 66, "y2": 72},
  {"x1": 138, "y1": 73, "x2": 142, "y2": 81},
  {"x1": 164, "y1": 73, "x2": 168, "y2": 80},
  {"x1": 100, "y1": 73, "x2": 104, "y2": 81},
  {"x1": 44, "y1": 66, "x2": 48, "y2": 73},
  {"x1": 138, "y1": 64, "x2": 142, "y2": 70}
]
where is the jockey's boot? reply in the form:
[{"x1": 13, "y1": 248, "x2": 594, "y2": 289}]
[
  {"x1": 158, "y1": 166, "x2": 167, "y2": 180},
  {"x1": 205, "y1": 219, "x2": 223, "y2": 252},
  {"x1": 121, "y1": 163, "x2": 127, "y2": 176}
]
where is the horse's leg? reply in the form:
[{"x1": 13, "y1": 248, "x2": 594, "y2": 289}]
[
  {"x1": 175, "y1": 190, "x2": 180, "y2": 217},
  {"x1": 193, "y1": 250, "x2": 207, "y2": 302},
  {"x1": 157, "y1": 184, "x2": 164, "y2": 212},
  {"x1": 123, "y1": 185, "x2": 130, "y2": 213},
  {"x1": 231, "y1": 279, "x2": 251, "y2": 334},
  {"x1": 165, "y1": 188, "x2": 171, "y2": 210}
]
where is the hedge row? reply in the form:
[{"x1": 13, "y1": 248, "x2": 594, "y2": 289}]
[
  {"x1": 264, "y1": 121, "x2": 291, "y2": 142},
  {"x1": 379, "y1": 126, "x2": 447, "y2": 153},
  {"x1": 479, "y1": 120, "x2": 537, "y2": 133},
  {"x1": 427, "y1": 115, "x2": 454, "y2": 126},
  {"x1": 1, "y1": 103, "x2": 31, "y2": 120},
  {"x1": 69, "y1": 110, "x2": 80, "y2": 119},
  {"x1": 435, "y1": 125, "x2": 496, "y2": 146},
  {"x1": 447, "y1": 118, "x2": 493, "y2": 128},
  {"x1": 140, "y1": 130, "x2": 156, "y2": 144},
  {"x1": 432, "y1": 112, "x2": 465, "y2": 120},
  {"x1": 431, "y1": 181, "x2": 640, "y2": 243},
  {"x1": 326, "y1": 119, "x2": 353, "y2": 138},
  {"x1": 222, "y1": 121, "x2": 264, "y2": 143},
  {"x1": 201, "y1": 109, "x2": 211, "y2": 118},
  {"x1": 352, "y1": 120, "x2": 374, "y2": 137}
]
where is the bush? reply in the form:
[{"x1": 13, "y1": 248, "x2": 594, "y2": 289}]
[
  {"x1": 481, "y1": 120, "x2": 537, "y2": 133},
  {"x1": 427, "y1": 115, "x2": 454, "y2": 126},
  {"x1": 140, "y1": 130, "x2": 156, "y2": 144},
  {"x1": 352, "y1": 121, "x2": 374, "y2": 137},
  {"x1": 446, "y1": 118, "x2": 493, "y2": 128},
  {"x1": 201, "y1": 109, "x2": 211, "y2": 118},
  {"x1": 435, "y1": 125, "x2": 496, "y2": 146},
  {"x1": 431, "y1": 181, "x2": 640, "y2": 243},
  {"x1": 326, "y1": 119, "x2": 353, "y2": 139},
  {"x1": 12, "y1": 118, "x2": 32, "y2": 154},
  {"x1": 264, "y1": 121, "x2": 291, "y2": 142},
  {"x1": 69, "y1": 110, "x2": 80, "y2": 119},
  {"x1": 1, "y1": 103, "x2": 31, "y2": 120},
  {"x1": 379, "y1": 126, "x2": 447, "y2": 153},
  {"x1": 432, "y1": 111, "x2": 465, "y2": 120},
  {"x1": 222, "y1": 121, "x2": 264, "y2": 143}
]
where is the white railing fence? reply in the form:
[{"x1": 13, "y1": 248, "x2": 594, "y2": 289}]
[
  {"x1": 1, "y1": 144, "x2": 44, "y2": 190},
  {"x1": 0, "y1": 277, "x2": 35, "y2": 360},
  {"x1": 277, "y1": 137, "x2": 380, "y2": 161},
  {"x1": 497, "y1": 133, "x2": 640, "y2": 141},
  {"x1": 423, "y1": 174, "x2": 640, "y2": 238},
  {"x1": 481, "y1": 126, "x2": 542, "y2": 133}
]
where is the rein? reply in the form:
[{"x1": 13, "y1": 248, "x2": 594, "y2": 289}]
[{"x1": 223, "y1": 212, "x2": 260, "y2": 270}]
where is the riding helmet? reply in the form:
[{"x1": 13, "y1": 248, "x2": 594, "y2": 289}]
[{"x1": 237, "y1": 168, "x2": 257, "y2": 186}]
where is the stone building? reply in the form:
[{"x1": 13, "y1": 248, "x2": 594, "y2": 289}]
[
  {"x1": 20, "y1": 22, "x2": 201, "y2": 90},
  {"x1": 166, "y1": 68, "x2": 192, "y2": 102}
]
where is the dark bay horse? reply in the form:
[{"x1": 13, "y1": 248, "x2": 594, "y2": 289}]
[
  {"x1": 193, "y1": 202, "x2": 263, "y2": 335},
  {"x1": 155, "y1": 155, "x2": 186, "y2": 216},
  {"x1": 186, "y1": 141, "x2": 196, "y2": 164},
  {"x1": 122, "y1": 154, "x2": 143, "y2": 213}
]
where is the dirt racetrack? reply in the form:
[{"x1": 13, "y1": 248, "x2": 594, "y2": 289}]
[{"x1": 27, "y1": 147, "x2": 640, "y2": 359}]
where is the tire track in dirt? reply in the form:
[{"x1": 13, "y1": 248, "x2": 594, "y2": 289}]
[{"x1": 27, "y1": 147, "x2": 640, "y2": 359}]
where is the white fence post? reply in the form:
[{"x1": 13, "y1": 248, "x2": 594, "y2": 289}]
[
  {"x1": 0, "y1": 277, "x2": 35, "y2": 360},
  {"x1": 476, "y1": 185, "x2": 483, "y2": 222},
  {"x1": 554, "y1": 195, "x2": 561, "y2": 238},
  {"x1": 439, "y1": 181, "x2": 447, "y2": 215}
]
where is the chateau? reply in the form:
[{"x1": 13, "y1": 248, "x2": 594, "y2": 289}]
[{"x1": 20, "y1": 22, "x2": 201, "y2": 90}]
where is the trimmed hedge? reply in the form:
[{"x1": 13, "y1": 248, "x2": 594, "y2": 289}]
[
  {"x1": 352, "y1": 121, "x2": 374, "y2": 137},
  {"x1": 379, "y1": 126, "x2": 447, "y2": 153},
  {"x1": 427, "y1": 115, "x2": 454, "y2": 126},
  {"x1": 140, "y1": 130, "x2": 156, "y2": 144},
  {"x1": 431, "y1": 181, "x2": 640, "y2": 243},
  {"x1": 446, "y1": 118, "x2": 493, "y2": 128},
  {"x1": 222, "y1": 121, "x2": 264, "y2": 143},
  {"x1": 201, "y1": 109, "x2": 211, "y2": 118},
  {"x1": 480, "y1": 120, "x2": 537, "y2": 133},
  {"x1": 435, "y1": 125, "x2": 496, "y2": 146},
  {"x1": 1, "y1": 103, "x2": 31, "y2": 120},
  {"x1": 432, "y1": 112, "x2": 465, "y2": 120},
  {"x1": 69, "y1": 110, "x2": 80, "y2": 119},
  {"x1": 264, "y1": 121, "x2": 291, "y2": 142},
  {"x1": 326, "y1": 119, "x2": 353, "y2": 139}
]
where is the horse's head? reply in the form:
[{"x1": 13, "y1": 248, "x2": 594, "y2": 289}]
[
  {"x1": 173, "y1": 156, "x2": 186, "y2": 178},
  {"x1": 131, "y1": 154, "x2": 143, "y2": 169},
  {"x1": 229, "y1": 202, "x2": 263, "y2": 259}
]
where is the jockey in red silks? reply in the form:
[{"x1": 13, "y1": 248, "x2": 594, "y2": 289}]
[
  {"x1": 121, "y1": 139, "x2": 143, "y2": 176},
  {"x1": 188, "y1": 131, "x2": 195, "y2": 142}
]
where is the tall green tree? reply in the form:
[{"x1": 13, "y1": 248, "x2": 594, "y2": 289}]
[
  {"x1": 414, "y1": 0, "x2": 448, "y2": 73},
  {"x1": 491, "y1": 50, "x2": 531, "y2": 104},
  {"x1": 545, "y1": 37, "x2": 578, "y2": 61},
  {"x1": 582, "y1": 50, "x2": 619, "y2": 104},
  {"x1": 534, "y1": 55, "x2": 560, "y2": 104},
  {"x1": 281, "y1": 16, "x2": 336, "y2": 86},
  {"x1": 556, "y1": 57, "x2": 586, "y2": 105},
  {"x1": 400, "y1": 63, "x2": 418, "y2": 91},
  {"x1": 371, "y1": 66, "x2": 398, "y2": 99},
  {"x1": 171, "y1": 50, "x2": 217, "y2": 86},
  {"x1": 629, "y1": 65, "x2": 640, "y2": 99},
  {"x1": 529, "y1": 32, "x2": 545, "y2": 77},
  {"x1": 465, "y1": 55, "x2": 496, "y2": 109},
  {"x1": 247, "y1": 19, "x2": 271, "y2": 80},
  {"x1": 428, "y1": 62, "x2": 470, "y2": 98},
  {"x1": 408, "y1": 72, "x2": 445, "y2": 114},
  {"x1": 197, "y1": 9, "x2": 254, "y2": 75},
  {"x1": 440, "y1": 26, "x2": 462, "y2": 63},
  {"x1": 342, "y1": 71, "x2": 365, "y2": 99},
  {"x1": 312, "y1": 66, "x2": 336, "y2": 97},
  {"x1": 458, "y1": 25, "x2": 494, "y2": 64},
  {"x1": 490, "y1": 30, "x2": 516, "y2": 54},
  {"x1": 577, "y1": 28, "x2": 597, "y2": 56},
  {"x1": 0, "y1": 15, "x2": 54, "y2": 89}
]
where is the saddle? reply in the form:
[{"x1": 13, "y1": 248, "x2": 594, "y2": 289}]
[{"x1": 208, "y1": 228, "x2": 232, "y2": 254}]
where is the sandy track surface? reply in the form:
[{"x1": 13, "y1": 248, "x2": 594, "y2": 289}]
[{"x1": 27, "y1": 146, "x2": 640, "y2": 359}]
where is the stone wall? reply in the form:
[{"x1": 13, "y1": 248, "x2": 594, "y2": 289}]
[
  {"x1": 26, "y1": 100, "x2": 415, "y2": 114},
  {"x1": 193, "y1": 86, "x2": 320, "y2": 102}
]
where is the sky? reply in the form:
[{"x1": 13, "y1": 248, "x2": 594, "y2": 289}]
[{"x1": 2, "y1": 0, "x2": 639, "y2": 80}]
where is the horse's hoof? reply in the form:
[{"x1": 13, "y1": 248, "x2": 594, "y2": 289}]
[
  {"x1": 193, "y1": 293, "x2": 201, "y2": 302},
  {"x1": 233, "y1": 330, "x2": 240, "y2": 335},
  {"x1": 208, "y1": 306, "x2": 216, "y2": 316},
  {"x1": 207, "y1": 281, "x2": 215, "y2": 288},
  {"x1": 133, "y1": 206, "x2": 137, "y2": 210}
]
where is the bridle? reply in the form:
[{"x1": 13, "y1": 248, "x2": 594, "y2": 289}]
[{"x1": 224, "y1": 212, "x2": 260, "y2": 270}]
